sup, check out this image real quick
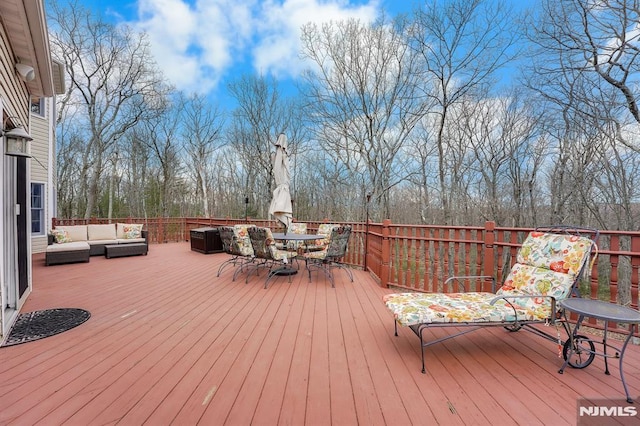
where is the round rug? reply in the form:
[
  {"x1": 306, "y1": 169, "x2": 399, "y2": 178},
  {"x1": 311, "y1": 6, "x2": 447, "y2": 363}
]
[{"x1": 2, "y1": 308, "x2": 91, "y2": 347}]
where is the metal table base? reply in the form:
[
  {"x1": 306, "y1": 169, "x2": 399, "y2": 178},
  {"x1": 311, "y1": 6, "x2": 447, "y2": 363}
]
[{"x1": 558, "y1": 298, "x2": 640, "y2": 403}]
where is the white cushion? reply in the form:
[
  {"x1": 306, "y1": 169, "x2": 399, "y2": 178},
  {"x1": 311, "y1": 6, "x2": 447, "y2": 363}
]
[
  {"x1": 56, "y1": 225, "x2": 88, "y2": 242},
  {"x1": 116, "y1": 238, "x2": 146, "y2": 244},
  {"x1": 87, "y1": 224, "x2": 117, "y2": 241},
  {"x1": 88, "y1": 239, "x2": 119, "y2": 246},
  {"x1": 46, "y1": 241, "x2": 90, "y2": 252},
  {"x1": 116, "y1": 223, "x2": 128, "y2": 239}
]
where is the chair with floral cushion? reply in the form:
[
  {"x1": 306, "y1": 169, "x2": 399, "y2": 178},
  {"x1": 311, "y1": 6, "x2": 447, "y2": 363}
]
[
  {"x1": 303, "y1": 225, "x2": 353, "y2": 287},
  {"x1": 214, "y1": 224, "x2": 255, "y2": 280},
  {"x1": 383, "y1": 226, "x2": 599, "y2": 374},
  {"x1": 217, "y1": 226, "x2": 250, "y2": 278},
  {"x1": 245, "y1": 226, "x2": 298, "y2": 289},
  {"x1": 305, "y1": 223, "x2": 338, "y2": 252},
  {"x1": 274, "y1": 222, "x2": 308, "y2": 251}
]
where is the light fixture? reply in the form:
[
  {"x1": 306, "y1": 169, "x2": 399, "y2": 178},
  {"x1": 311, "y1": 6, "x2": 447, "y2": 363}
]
[
  {"x1": 15, "y1": 62, "x2": 35, "y2": 82},
  {"x1": 3, "y1": 125, "x2": 33, "y2": 157}
]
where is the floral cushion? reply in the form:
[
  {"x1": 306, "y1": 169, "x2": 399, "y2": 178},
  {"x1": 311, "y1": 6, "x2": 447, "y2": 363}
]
[
  {"x1": 263, "y1": 228, "x2": 296, "y2": 261},
  {"x1": 247, "y1": 226, "x2": 295, "y2": 261},
  {"x1": 383, "y1": 292, "x2": 552, "y2": 326},
  {"x1": 286, "y1": 223, "x2": 308, "y2": 250},
  {"x1": 384, "y1": 231, "x2": 595, "y2": 327},
  {"x1": 305, "y1": 224, "x2": 337, "y2": 251},
  {"x1": 495, "y1": 263, "x2": 575, "y2": 312},
  {"x1": 51, "y1": 228, "x2": 71, "y2": 243},
  {"x1": 303, "y1": 225, "x2": 351, "y2": 261},
  {"x1": 516, "y1": 232, "x2": 593, "y2": 276},
  {"x1": 233, "y1": 224, "x2": 255, "y2": 256},
  {"x1": 122, "y1": 224, "x2": 143, "y2": 239}
]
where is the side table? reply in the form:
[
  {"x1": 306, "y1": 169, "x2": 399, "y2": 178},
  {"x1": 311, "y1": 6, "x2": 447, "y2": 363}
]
[{"x1": 558, "y1": 298, "x2": 640, "y2": 403}]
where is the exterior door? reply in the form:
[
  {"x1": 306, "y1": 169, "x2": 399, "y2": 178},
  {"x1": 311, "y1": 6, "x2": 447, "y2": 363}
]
[{"x1": 17, "y1": 157, "x2": 28, "y2": 297}]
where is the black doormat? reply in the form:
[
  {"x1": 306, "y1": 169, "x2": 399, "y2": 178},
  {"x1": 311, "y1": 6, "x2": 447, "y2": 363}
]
[{"x1": 2, "y1": 308, "x2": 91, "y2": 347}]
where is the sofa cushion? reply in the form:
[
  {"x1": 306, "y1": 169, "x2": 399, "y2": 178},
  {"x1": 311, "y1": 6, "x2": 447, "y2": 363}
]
[
  {"x1": 87, "y1": 239, "x2": 120, "y2": 246},
  {"x1": 56, "y1": 225, "x2": 88, "y2": 242},
  {"x1": 87, "y1": 224, "x2": 117, "y2": 241},
  {"x1": 116, "y1": 238, "x2": 146, "y2": 244},
  {"x1": 51, "y1": 228, "x2": 71, "y2": 244},
  {"x1": 117, "y1": 223, "x2": 143, "y2": 239},
  {"x1": 46, "y1": 241, "x2": 90, "y2": 252}
]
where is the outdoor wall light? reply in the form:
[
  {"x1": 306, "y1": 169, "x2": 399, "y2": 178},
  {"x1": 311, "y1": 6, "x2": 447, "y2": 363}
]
[
  {"x1": 3, "y1": 125, "x2": 33, "y2": 157},
  {"x1": 15, "y1": 62, "x2": 35, "y2": 82}
]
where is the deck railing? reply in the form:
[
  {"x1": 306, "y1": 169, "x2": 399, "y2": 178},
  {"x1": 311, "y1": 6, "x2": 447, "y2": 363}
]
[{"x1": 52, "y1": 217, "x2": 640, "y2": 336}]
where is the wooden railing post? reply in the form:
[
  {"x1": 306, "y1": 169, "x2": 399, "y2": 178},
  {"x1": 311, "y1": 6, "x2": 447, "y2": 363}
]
[
  {"x1": 483, "y1": 221, "x2": 496, "y2": 293},
  {"x1": 158, "y1": 218, "x2": 165, "y2": 243},
  {"x1": 381, "y1": 219, "x2": 391, "y2": 288}
]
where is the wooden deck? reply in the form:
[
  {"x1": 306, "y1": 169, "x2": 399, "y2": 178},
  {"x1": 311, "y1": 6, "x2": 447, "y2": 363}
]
[{"x1": 1, "y1": 242, "x2": 639, "y2": 425}]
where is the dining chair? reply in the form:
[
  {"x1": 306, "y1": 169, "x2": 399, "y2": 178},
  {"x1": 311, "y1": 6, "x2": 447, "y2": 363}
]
[
  {"x1": 216, "y1": 224, "x2": 256, "y2": 280},
  {"x1": 245, "y1": 226, "x2": 298, "y2": 289},
  {"x1": 303, "y1": 225, "x2": 353, "y2": 287}
]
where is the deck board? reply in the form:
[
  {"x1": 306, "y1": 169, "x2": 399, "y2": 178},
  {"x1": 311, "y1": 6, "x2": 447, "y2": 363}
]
[{"x1": 0, "y1": 242, "x2": 639, "y2": 425}]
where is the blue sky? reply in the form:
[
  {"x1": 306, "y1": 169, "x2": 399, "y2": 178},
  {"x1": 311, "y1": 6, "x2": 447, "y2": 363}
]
[{"x1": 73, "y1": 0, "x2": 417, "y2": 100}]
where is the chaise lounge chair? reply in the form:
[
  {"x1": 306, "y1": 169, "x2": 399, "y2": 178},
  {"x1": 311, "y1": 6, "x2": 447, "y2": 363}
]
[{"x1": 383, "y1": 226, "x2": 599, "y2": 373}]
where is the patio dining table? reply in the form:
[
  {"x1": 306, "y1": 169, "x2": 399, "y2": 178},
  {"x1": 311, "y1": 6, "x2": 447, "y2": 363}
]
[
  {"x1": 271, "y1": 232, "x2": 320, "y2": 247},
  {"x1": 271, "y1": 232, "x2": 321, "y2": 275}
]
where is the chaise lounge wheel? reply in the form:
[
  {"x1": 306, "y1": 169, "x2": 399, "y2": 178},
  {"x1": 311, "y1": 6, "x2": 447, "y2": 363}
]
[{"x1": 562, "y1": 335, "x2": 596, "y2": 369}]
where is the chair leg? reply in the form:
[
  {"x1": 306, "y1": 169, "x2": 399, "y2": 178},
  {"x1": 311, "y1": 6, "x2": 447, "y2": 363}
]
[
  {"x1": 217, "y1": 255, "x2": 239, "y2": 277},
  {"x1": 307, "y1": 260, "x2": 335, "y2": 287},
  {"x1": 231, "y1": 257, "x2": 254, "y2": 281},
  {"x1": 244, "y1": 260, "x2": 267, "y2": 283},
  {"x1": 334, "y1": 262, "x2": 354, "y2": 282}
]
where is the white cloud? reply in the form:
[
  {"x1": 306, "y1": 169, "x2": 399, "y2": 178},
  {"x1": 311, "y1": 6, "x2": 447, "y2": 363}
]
[
  {"x1": 128, "y1": 0, "x2": 380, "y2": 94},
  {"x1": 253, "y1": 0, "x2": 379, "y2": 78}
]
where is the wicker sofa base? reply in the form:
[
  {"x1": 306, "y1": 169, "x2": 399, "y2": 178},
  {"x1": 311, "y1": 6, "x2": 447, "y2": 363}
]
[
  {"x1": 105, "y1": 243, "x2": 148, "y2": 258},
  {"x1": 45, "y1": 249, "x2": 91, "y2": 266}
]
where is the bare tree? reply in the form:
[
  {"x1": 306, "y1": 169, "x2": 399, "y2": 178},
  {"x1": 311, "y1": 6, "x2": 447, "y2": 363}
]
[
  {"x1": 458, "y1": 92, "x2": 542, "y2": 226},
  {"x1": 138, "y1": 104, "x2": 184, "y2": 217},
  {"x1": 49, "y1": 0, "x2": 169, "y2": 218},
  {"x1": 300, "y1": 16, "x2": 430, "y2": 220},
  {"x1": 534, "y1": 0, "x2": 640, "y2": 127},
  {"x1": 180, "y1": 93, "x2": 226, "y2": 217},
  {"x1": 409, "y1": 0, "x2": 519, "y2": 224},
  {"x1": 226, "y1": 74, "x2": 302, "y2": 219}
]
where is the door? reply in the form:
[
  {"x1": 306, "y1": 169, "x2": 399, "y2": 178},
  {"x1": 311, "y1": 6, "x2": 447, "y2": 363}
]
[{"x1": 16, "y1": 157, "x2": 28, "y2": 297}]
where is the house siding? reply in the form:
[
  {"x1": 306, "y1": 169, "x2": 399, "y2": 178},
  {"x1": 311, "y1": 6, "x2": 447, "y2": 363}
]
[
  {"x1": 30, "y1": 109, "x2": 50, "y2": 253},
  {"x1": 0, "y1": 24, "x2": 30, "y2": 126},
  {"x1": 0, "y1": 0, "x2": 60, "y2": 342}
]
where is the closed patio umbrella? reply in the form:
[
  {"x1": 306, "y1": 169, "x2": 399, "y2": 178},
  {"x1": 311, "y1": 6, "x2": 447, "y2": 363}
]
[{"x1": 268, "y1": 133, "x2": 293, "y2": 230}]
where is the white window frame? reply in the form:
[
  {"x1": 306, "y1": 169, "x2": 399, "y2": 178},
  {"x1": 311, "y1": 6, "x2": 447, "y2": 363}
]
[{"x1": 31, "y1": 182, "x2": 45, "y2": 236}]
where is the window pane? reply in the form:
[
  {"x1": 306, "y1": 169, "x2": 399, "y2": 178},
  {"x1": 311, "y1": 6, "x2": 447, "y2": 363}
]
[{"x1": 31, "y1": 183, "x2": 44, "y2": 235}]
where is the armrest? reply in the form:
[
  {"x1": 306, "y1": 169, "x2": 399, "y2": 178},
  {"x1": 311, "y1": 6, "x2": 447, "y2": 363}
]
[
  {"x1": 142, "y1": 229, "x2": 149, "y2": 244},
  {"x1": 444, "y1": 275, "x2": 496, "y2": 293},
  {"x1": 48, "y1": 234, "x2": 55, "y2": 245}
]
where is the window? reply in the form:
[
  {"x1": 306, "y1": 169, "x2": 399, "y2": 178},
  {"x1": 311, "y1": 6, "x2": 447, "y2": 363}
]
[
  {"x1": 31, "y1": 183, "x2": 45, "y2": 235},
  {"x1": 31, "y1": 97, "x2": 45, "y2": 117}
]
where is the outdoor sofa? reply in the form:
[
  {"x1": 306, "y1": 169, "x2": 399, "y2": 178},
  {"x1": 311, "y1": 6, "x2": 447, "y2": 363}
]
[{"x1": 46, "y1": 223, "x2": 148, "y2": 266}]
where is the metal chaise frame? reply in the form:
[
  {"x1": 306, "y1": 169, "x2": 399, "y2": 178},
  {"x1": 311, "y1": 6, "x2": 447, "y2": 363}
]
[{"x1": 389, "y1": 225, "x2": 599, "y2": 374}]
